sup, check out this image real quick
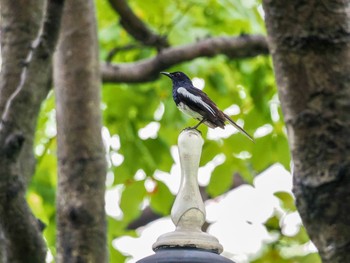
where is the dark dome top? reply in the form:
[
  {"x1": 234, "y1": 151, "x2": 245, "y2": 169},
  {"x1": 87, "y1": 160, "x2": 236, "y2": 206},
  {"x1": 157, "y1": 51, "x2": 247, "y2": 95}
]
[{"x1": 137, "y1": 247, "x2": 235, "y2": 263}]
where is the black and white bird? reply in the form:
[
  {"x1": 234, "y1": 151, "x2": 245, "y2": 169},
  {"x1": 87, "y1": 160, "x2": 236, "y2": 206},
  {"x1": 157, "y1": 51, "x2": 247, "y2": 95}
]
[{"x1": 161, "y1": 71, "x2": 253, "y2": 142}]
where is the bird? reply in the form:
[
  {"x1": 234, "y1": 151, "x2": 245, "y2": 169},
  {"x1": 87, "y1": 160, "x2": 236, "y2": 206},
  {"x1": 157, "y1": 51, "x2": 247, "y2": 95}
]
[{"x1": 161, "y1": 71, "x2": 254, "y2": 142}]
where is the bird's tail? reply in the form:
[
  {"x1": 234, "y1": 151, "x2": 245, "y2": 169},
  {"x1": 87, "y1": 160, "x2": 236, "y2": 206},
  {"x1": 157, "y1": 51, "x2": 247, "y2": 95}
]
[{"x1": 224, "y1": 113, "x2": 254, "y2": 142}]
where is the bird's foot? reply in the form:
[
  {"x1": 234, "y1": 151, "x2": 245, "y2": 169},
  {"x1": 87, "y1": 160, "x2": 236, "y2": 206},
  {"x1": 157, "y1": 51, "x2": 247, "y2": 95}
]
[{"x1": 183, "y1": 126, "x2": 202, "y2": 134}]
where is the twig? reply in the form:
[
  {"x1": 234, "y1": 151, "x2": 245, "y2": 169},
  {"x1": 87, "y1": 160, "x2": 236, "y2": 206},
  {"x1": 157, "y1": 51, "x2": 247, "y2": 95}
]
[
  {"x1": 106, "y1": 43, "x2": 142, "y2": 63},
  {"x1": 108, "y1": 0, "x2": 169, "y2": 49}
]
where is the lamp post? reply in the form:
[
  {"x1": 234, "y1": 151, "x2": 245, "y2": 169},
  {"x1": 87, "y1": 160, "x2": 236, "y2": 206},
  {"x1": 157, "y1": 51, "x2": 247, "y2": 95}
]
[{"x1": 138, "y1": 129, "x2": 234, "y2": 263}]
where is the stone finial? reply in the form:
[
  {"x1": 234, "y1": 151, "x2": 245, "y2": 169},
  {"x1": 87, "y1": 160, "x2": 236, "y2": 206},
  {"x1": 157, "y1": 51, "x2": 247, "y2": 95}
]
[{"x1": 153, "y1": 129, "x2": 223, "y2": 253}]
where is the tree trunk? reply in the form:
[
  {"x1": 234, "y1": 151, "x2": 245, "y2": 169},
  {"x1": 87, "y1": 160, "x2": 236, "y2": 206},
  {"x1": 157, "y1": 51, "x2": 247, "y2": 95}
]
[
  {"x1": 0, "y1": 0, "x2": 64, "y2": 262},
  {"x1": 0, "y1": 2, "x2": 42, "y2": 261},
  {"x1": 54, "y1": 0, "x2": 107, "y2": 262},
  {"x1": 0, "y1": 0, "x2": 43, "y2": 187},
  {"x1": 263, "y1": 1, "x2": 350, "y2": 262}
]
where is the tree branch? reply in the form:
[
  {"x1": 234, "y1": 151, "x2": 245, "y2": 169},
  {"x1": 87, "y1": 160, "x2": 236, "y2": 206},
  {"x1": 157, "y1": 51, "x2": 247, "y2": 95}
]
[
  {"x1": 108, "y1": 0, "x2": 168, "y2": 49},
  {"x1": 0, "y1": 0, "x2": 65, "y2": 262},
  {"x1": 101, "y1": 34, "x2": 269, "y2": 83}
]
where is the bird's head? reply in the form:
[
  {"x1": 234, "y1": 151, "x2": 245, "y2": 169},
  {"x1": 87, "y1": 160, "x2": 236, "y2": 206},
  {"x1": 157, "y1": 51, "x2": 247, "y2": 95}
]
[{"x1": 160, "y1": 71, "x2": 192, "y2": 86}]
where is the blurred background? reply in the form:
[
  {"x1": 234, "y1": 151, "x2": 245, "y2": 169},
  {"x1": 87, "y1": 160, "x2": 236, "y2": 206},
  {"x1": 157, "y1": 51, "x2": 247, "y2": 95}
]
[{"x1": 29, "y1": 0, "x2": 321, "y2": 262}]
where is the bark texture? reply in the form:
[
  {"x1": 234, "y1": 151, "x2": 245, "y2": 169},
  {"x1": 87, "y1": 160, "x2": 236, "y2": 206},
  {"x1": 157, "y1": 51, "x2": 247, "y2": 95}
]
[
  {"x1": 0, "y1": 0, "x2": 64, "y2": 262},
  {"x1": 0, "y1": 0, "x2": 43, "y2": 187},
  {"x1": 263, "y1": 1, "x2": 350, "y2": 262},
  {"x1": 0, "y1": 0, "x2": 43, "y2": 114},
  {"x1": 54, "y1": 0, "x2": 107, "y2": 262},
  {"x1": 0, "y1": 2, "x2": 42, "y2": 260}
]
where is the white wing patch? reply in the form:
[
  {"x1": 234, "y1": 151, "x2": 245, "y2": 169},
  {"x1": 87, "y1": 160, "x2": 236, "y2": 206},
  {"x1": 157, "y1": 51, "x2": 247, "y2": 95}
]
[{"x1": 177, "y1": 87, "x2": 216, "y2": 116}]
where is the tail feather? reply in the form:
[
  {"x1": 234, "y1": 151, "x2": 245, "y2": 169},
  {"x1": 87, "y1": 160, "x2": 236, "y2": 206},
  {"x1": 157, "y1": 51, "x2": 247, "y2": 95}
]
[{"x1": 224, "y1": 113, "x2": 254, "y2": 142}]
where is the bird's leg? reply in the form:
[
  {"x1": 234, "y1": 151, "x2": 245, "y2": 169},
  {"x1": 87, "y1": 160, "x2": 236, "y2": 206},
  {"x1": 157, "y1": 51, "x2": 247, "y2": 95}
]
[{"x1": 190, "y1": 118, "x2": 206, "y2": 130}]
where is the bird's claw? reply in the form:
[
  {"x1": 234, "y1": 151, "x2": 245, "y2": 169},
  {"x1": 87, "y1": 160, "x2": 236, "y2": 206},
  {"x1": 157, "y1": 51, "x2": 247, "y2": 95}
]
[{"x1": 182, "y1": 126, "x2": 202, "y2": 134}]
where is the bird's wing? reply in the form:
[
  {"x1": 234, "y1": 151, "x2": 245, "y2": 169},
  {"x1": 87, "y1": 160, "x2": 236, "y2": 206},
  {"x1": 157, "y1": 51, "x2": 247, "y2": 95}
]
[{"x1": 177, "y1": 87, "x2": 219, "y2": 117}]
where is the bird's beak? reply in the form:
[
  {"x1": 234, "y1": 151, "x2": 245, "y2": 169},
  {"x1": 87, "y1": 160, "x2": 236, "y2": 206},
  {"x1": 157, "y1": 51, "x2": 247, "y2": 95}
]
[{"x1": 160, "y1": 72, "x2": 171, "y2": 78}]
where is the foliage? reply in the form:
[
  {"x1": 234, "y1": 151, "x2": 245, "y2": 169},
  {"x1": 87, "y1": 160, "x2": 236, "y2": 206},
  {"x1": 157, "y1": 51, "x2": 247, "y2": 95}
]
[{"x1": 27, "y1": 0, "x2": 320, "y2": 262}]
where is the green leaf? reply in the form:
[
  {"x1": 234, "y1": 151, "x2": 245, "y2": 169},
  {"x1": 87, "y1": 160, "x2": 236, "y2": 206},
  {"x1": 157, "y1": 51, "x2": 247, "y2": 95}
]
[
  {"x1": 107, "y1": 216, "x2": 131, "y2": 238},
  {"x1": 282, "y1": 226, "x2": 311, "y2": 244},
  {"x1": 143, "y1": 138, "x2": 172, "y2": 173},
  {"x1": 251, "y1": 134, "x2": 290, "y2": 172},
  {"x1": 296, "y1": 253, "x2": 322, "y2": 263},
  {"x1": 113, "y1": 165, "x2": 131, "y2": 185},
  {"x1": 120, "y1": 180, "x2": 147, "y2": 222},
  {"x1": 43, "y1": 215, "x2": 56, "y2": 257},
  {"x1": 201, "y1": 140, "x2": 222, "y2": 165},
  {"x1": 109, "y1": 245, "x2": 127, "y2": 263},
  {"x1": 107, "y1": 217, "x2": 129, "y2": 262},
  {"x1": 252, "y1": 248, "x2": 290, "y2": 263},
  {"x1": 208, "y1": 72, "x2": 228, "y2": 95},
  {"x1": 274, "y1": 191, "x2": 296, "y2": 212},
  {"x1": 223, "y1": 132, "x2": 253, "y2": 154},
  {"x1": 264, "y1": 215, "x2": 280, "y2": 232},
  {"x1": 207, "y1": 162, "x2": 233, "y2": 197},
  {"x1": 150, "y1": 181, "x2": 174, "y2": 215},
  {"x1": 276, "y1": 135, "x2": 291, "y2": 171},
  {"x1": 244, "y1": 108, "x2": 270, "y2": 131}
]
